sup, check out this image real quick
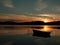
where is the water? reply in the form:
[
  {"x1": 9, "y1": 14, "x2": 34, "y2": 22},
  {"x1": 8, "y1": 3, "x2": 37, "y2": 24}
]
[{"x1": 0, "y1": 25, "x2": 60, "y2": 45}]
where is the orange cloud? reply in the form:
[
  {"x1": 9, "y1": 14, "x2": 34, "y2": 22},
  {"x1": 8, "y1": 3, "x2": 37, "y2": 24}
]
[
  {"x1": 0, "y1": 14, "x2": 42, "y2": 22},
  {"x1": 0, "y1": 14, "x2": 60, "y2": 22}
]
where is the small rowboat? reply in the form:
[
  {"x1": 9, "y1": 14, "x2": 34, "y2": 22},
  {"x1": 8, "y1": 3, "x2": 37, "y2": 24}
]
[{"x1": 33, "y1": 30, "x2": 51, "y2": 38}]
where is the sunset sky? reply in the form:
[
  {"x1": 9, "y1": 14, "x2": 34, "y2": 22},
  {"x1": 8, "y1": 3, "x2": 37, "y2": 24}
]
[
  {"x1": 1, "y1": 0, "x2": 60, "y2": 44},
  {"x1": 0, "y1": 0, "x2": 60, "y2": 22}
]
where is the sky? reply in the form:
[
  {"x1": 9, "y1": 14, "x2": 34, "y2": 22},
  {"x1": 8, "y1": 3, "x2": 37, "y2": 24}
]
[{"x1": 0, "y1": 0, "x2": 60, "y2": 22}]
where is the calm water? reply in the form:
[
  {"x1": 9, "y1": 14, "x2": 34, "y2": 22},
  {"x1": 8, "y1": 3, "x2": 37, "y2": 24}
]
[{"x1": 0, "y1": 25, "x2": 60, "y2": 45}]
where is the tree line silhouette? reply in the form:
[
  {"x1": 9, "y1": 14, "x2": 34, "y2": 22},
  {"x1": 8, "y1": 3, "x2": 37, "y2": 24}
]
[{"x1": 0, "y1": 21, "x2": 60, "y2": 25}]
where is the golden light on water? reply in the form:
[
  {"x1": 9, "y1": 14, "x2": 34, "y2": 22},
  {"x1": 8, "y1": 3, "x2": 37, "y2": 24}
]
[
  {"x1": 41, "y1": 25, "x2": 52, "y2": 32},
  {"x1": 43, "y1": 26, "x2": 48, "y2": 31}
]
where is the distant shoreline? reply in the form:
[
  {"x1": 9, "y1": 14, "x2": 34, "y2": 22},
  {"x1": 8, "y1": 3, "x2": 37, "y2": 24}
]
[{"x1": 0, "y1": 21, "x2": 60, "y2": 25}]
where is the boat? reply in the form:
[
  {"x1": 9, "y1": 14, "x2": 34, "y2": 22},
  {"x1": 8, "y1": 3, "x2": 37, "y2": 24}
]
[{"x1": 33, "y1": 30, "x2": 51, "y2": 38}]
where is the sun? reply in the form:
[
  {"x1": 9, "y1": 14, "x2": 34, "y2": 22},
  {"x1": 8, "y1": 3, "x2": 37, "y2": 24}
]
[
  {"x1": 43, "y1": 19, "x2": 48, "y2": 23},
  {"x1": 41, "y1": 18, "x2": 53, "y2": 23}
]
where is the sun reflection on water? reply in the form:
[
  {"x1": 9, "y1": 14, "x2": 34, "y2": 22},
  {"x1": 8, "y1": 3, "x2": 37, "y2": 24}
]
[{"x1": 40, "y1": 25, "x2": 53, "y2": 32}]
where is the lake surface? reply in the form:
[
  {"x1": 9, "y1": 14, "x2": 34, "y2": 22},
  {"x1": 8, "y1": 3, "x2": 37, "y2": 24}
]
[{"x1": 0, "y1": 25, "x2": 60, "y2": 45}]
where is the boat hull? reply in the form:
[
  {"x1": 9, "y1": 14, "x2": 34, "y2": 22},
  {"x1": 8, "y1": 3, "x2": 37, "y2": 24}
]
[{"x1": 33, "y1": 30, "x2": 51, "y2": 38}]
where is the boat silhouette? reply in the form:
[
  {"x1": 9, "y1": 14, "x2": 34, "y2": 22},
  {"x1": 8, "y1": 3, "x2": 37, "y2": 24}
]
[{"x1": 33, "y1": 30, "x2": 51, "y2": 38}]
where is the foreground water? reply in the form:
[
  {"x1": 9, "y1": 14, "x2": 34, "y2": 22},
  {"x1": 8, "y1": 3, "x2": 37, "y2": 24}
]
[{"x1": 0, "y1": 25, "x2": 60, "y2": 45}]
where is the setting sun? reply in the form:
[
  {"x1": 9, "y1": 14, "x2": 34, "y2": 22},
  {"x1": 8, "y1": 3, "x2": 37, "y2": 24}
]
[
  {"x1": 44, "y1": 20, "x2": 48, "y2": 23},
  {"x1": 43, "y1": 19, "x2": 49, "y2": 23}
]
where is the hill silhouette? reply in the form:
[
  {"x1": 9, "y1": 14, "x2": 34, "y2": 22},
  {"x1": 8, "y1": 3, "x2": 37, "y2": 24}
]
[
  {"x1": 0, "y1": 21, "x2": 60, "y2": 25},
  {"x1": 45, "y1": 21, "x2": 60, "y2": 25}
]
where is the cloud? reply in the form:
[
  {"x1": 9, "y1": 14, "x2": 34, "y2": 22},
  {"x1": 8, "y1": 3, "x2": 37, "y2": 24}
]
[
  {"x1": 3, "y1": 0, "x2": 14, "y2": 8},
  {"x1": 36, "y1": 14, "x2": 55, "y2": 19},
  {"x1": 35, "y1": 0, "x2": 48, "y2": 11},
  {"x1": 52, "y1": 6, "x2": 60, "y2": 12},
  {"x1": 35, "y1": 14, "x2": 60, "y2": 21},
  {"x1": 0, "y1": 14, "x2": 43, "y2": 22},
  {"x1": 0, "y1": 14, "x2": 60, "y2": 22}
]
